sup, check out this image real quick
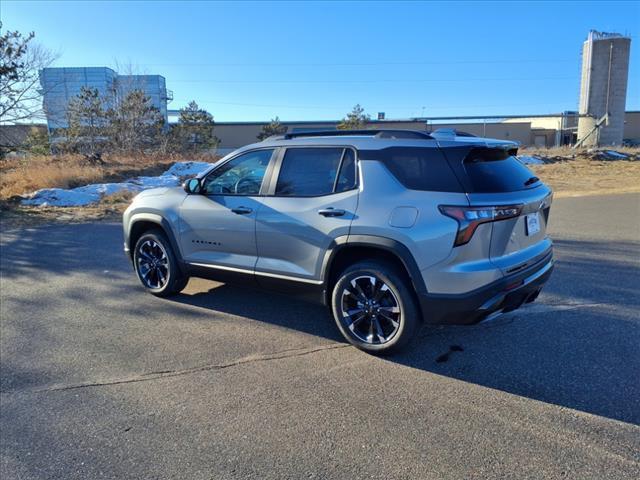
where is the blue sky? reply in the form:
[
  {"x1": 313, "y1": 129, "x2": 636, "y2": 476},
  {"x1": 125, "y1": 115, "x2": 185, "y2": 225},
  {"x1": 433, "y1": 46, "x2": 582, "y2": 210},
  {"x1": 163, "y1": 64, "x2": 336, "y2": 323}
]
[{"x1": 3, "y1": 0, "x2": 639, "y2": 121}]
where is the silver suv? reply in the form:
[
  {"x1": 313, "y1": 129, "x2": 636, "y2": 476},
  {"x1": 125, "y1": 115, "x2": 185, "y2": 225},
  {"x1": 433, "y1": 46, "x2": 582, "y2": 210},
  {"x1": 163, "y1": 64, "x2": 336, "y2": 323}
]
[{"x1": 123, "y1": 130, "x2": 554, "y2": 354}]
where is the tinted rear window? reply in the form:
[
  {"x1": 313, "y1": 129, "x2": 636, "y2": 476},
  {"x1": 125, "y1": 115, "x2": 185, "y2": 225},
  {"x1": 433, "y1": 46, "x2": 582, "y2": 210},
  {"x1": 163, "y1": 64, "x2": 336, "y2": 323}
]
[
  {"x1": 360, "y1": 147, "x2": 463, "y2": 192},
  {"x1": 463, "y1": 148, "x2": 539, "y2": 193},
  {"x1": 276, "y1": 147, "x2": 353, "y2": 196}
]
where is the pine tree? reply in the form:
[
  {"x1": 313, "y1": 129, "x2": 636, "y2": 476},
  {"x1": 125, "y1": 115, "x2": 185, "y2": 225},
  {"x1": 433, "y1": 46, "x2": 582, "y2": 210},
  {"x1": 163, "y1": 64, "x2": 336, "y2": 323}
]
[
  {"x1": 65, "y1": 86, "x2": 107, "y2": 156},
  {"x1": 337, "y1": 104, "x2": 370, "y2": 130},
  {"x1": 257, "y1": 117, "x2": 287, "y2": 140},
  {"x1": 107, "y1": 90, "x2": 164, "y2": 153},
  {"x1": 23, "y1": 126, "x2": 50, "y2": 155},
  {"x1": 171, "y1": 101, "x2": 218, "y2": 152}
]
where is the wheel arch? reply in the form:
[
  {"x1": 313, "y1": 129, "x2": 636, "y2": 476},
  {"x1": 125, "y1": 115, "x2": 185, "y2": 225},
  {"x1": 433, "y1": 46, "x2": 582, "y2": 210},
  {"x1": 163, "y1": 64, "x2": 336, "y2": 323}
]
[
  {"x1": 322, "y1": 235, "x2": 427, "y2": 306},
  {"x1": 127, "y1": 213, "x2": 183, "y2": 265}
]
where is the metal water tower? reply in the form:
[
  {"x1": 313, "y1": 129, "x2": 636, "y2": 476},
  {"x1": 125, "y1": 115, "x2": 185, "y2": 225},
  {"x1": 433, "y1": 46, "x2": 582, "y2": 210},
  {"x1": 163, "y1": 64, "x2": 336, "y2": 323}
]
[{"x1": 576, "y1": 30, "x2": 631, "y2": 147}]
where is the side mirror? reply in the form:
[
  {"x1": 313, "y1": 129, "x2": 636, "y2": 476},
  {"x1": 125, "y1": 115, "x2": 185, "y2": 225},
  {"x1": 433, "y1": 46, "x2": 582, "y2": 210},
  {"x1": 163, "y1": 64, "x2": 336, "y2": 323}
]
[{"x1": 183, "y1": 177, "x2": 202, "y2": 194}]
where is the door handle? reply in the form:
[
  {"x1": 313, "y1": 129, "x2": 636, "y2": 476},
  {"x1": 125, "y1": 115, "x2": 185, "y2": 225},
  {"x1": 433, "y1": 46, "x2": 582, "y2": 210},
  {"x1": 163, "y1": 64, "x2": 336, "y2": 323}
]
[
  {"x1": 318, "y1": 208, "x2": 346, "y2": 217},
  {"x1": 231, "y1": 206, "x2": 253, "y2": 215}
]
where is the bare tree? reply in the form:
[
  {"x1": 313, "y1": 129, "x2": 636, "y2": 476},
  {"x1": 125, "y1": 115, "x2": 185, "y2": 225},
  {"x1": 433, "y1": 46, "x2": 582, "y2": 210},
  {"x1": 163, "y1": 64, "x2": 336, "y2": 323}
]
[{"x1": 0, "y1": 24, "x2": 56, "y2": 124}]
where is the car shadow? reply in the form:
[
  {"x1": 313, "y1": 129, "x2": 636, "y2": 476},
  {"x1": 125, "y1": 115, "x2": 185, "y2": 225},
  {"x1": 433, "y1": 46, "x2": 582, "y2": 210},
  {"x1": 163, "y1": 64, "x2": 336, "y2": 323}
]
[
  {"x1": 3, "y1": 223, "x2": 638, "y2": 425},
  {"x1": 173, "y1": 282, "x2": 344, "y2": 342},
  {"x1": 169, "y1": 237, "x2": 640, "y2": 426}
]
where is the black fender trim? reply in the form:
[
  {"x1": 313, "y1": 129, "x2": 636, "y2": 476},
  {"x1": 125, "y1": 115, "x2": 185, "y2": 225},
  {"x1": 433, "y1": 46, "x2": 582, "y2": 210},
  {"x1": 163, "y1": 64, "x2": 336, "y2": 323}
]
[
  {"x1": 158, "y1": 218, "x2": 183, "y2": 262},
  {"x1": 128, "y1": 217, "x2": 186, "y2": 275},
  {"x1": 320, "y1": 234, "x2": 427, "y2": 304}
]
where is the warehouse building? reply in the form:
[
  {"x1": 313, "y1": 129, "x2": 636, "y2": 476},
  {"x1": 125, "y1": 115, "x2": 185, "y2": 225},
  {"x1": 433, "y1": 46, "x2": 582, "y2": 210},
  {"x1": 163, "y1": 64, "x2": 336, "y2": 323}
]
[
  {"x1": 7, "y1": 112, "x2": 638, "y2": 155},
  {"x1": 209, "y1": 112, "x2": 640, "y2": 154}
]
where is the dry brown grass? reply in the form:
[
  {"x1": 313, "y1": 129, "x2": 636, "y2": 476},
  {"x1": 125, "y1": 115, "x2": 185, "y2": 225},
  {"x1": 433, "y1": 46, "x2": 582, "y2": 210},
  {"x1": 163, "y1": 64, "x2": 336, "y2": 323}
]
[
  {"x1": 1, "y1": 155, "x2": 103, "y2": 199},
  {"x1": 1, "y1": 148, "x2": 638, "y2": 229},
  {"x1": 0, "y1": 151, "x2": 217, "y2": 200},
  {"x1": 100, "y1": 189, "x2": 138, "y2": 204},
  {"x1": 530, "y1": 158, "x2": 640, "y2": 197},
  {"x1": 517, "y1": 147, "x2": 640, "y2": 197}
]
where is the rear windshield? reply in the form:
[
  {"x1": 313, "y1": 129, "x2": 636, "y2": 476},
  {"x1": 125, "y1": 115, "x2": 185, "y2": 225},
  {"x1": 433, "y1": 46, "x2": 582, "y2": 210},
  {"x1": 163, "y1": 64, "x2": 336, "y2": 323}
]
[
  {"x1": 359, "y1": 147, "x2": 464, "y2": 192},
  {"x1": 463, "y1": 148, "x2": 540, "y2": 193}
]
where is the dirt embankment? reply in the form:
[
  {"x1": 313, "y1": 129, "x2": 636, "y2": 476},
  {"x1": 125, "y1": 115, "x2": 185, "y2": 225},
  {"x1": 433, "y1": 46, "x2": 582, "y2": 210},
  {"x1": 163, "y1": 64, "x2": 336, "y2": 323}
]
[{"x1": 519, "y1": 147, "x2": 640, "y2": 198}]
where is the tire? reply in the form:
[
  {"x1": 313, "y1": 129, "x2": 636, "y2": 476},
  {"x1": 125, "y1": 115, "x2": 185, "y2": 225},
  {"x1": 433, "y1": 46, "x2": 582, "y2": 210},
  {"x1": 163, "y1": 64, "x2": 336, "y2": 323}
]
[
  {"x1": 331, "y1": 260, "x2": 420, "y2": 355},
  {"x1": 133, "y1": 229, "x2": 189, "y2": 297}
]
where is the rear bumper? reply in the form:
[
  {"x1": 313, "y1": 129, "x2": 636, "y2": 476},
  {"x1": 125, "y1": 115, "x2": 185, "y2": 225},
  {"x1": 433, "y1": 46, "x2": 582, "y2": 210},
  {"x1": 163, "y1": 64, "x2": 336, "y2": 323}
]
[{"x1": 419, "y1": 250, "x2": 554, "y2": 325}]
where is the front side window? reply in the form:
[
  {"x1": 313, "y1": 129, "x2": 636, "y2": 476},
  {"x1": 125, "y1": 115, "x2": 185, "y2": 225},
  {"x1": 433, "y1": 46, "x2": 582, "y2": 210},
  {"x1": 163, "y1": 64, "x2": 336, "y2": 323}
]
[
  {"x1": 275, "y1": 148, "x2": 356, "y2": 196},
  {"x1": 202, "y1": 149, "x2": 273, "y2": 195}
]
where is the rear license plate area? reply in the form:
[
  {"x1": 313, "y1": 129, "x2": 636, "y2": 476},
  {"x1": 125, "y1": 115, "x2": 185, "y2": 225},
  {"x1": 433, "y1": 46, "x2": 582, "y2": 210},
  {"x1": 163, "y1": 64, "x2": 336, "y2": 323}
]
[{"x1": 526, "y1": 212, "x2": 540, "y2": 236}]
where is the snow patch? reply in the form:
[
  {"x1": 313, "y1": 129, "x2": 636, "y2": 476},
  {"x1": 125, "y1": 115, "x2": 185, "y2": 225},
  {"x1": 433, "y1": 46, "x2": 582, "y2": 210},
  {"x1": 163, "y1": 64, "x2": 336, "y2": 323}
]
[
  {"x1": 163, "y1": 161, "x2": 213, "y2": 177},
  {"x1": 587, "y1": 149, "x2": 630, "y2": 160},
  {"x1": 603, "y1": 150, "x2": 628, "y2": 159},
  {"x1": 22, "y1": 183, "x2": 138, "y2": 207},
  {"x1": 22, "y1": 161, "x2": 212, "y2": 207},
  {"x1": 517, "y1": 155, "x2": 545, "y2": 165}
]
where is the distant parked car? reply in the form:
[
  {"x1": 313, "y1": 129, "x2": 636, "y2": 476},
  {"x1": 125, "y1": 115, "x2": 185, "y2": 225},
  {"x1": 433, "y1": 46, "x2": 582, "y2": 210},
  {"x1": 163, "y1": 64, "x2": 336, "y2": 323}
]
[{"x1": 123, "y1": 129, "x2": 554, "y2": 354}]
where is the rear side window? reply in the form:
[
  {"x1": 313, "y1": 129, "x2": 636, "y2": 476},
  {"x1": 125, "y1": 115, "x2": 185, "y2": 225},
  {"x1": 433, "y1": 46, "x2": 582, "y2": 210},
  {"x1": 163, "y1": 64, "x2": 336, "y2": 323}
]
[
  {"x1": 335, "y1": 149, "x2": 357, "y2": 193},
  {"x1": 360, "y1": 147, "x2": 463, "y2": 192},
  {"x1": 276, "y1": 148, "x2": 356, "y2": 196},
  {"x1": 463, "y1": 148, "x2": 539, "y2": 193}
]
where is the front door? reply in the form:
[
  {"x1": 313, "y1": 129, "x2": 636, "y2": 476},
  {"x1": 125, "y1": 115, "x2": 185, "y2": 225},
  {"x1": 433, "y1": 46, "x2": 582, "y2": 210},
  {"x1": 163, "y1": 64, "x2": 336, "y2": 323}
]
[
  {"x1": 255, "y1": 147, "x2": 359, "y2": 282},
  {"x1": 178, "y1": 148, "x2": 275, "y2": 271}
]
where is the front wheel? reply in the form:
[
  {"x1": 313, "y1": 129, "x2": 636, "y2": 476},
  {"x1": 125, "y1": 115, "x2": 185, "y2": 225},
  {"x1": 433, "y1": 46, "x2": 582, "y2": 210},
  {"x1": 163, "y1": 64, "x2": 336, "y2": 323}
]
[
  {"x1": 133, "y1": 229, "x2": 189, "y2": 297},
  {"x1": 331, "y1": 261, "x2": 420, "y2": 355}
]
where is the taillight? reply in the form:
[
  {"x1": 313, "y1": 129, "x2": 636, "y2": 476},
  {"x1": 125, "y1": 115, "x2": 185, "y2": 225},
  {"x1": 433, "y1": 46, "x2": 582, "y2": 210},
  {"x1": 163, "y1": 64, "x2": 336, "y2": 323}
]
[{"x1": 439, "y1": 204, "x2": 523, "y2": 246}]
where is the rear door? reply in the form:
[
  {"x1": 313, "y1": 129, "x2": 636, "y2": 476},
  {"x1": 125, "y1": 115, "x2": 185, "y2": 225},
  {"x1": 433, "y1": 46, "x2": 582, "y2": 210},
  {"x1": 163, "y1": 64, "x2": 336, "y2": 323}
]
[
  {"x1": 460, "y1": 148, "x2": 553, "y2": 273},
  {"x1": 255, "y1": 146, "x2": 359, "y2": 282}
]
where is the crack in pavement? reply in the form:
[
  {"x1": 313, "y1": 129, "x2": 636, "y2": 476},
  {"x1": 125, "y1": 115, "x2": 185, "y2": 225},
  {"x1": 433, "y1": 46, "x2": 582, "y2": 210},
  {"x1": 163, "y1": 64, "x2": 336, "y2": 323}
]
[
  {"x1": 0, "y1": 302, "x2": 614, "y2": 397},
  {"x1": 1, "y1": 343, "x2": 351, "y2": 396}
]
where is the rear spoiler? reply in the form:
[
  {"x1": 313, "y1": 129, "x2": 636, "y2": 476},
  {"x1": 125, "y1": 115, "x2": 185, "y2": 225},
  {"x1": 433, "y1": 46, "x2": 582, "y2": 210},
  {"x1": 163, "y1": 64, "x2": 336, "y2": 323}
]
[{"x1": 434, "y1": 134, "x2": 519, "y2": 156}]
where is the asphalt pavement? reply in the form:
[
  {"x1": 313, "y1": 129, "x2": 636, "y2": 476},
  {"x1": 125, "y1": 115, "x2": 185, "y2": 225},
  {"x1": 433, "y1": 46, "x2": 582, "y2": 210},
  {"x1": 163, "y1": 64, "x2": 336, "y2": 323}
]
[{"x1": 1, "y1": 193, "x2": 639, "y2": 479}]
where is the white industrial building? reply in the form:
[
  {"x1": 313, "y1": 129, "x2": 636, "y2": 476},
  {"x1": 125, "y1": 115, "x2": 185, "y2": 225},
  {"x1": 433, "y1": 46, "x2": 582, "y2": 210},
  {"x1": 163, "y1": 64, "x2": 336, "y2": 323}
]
[{"x1": 39, "y1": 67, "x2": 172, "y2": 132}]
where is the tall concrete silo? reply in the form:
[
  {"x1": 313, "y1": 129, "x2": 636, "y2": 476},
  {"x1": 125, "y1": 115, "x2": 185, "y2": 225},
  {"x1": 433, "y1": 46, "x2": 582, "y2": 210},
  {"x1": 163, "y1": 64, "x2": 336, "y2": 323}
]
[{"x1": 577, "y1": 30, "x2": 631, "y2": 147}]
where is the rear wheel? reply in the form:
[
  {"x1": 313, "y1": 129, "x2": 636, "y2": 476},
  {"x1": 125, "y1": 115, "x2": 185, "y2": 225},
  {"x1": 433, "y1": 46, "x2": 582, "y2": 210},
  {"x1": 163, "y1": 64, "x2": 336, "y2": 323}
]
[
  {"x1": 133, "y1": 230, "x2": 188, "y2": 297},
  {"x1": 331, "y1": 261, "x2": 420, "y2": 354}
]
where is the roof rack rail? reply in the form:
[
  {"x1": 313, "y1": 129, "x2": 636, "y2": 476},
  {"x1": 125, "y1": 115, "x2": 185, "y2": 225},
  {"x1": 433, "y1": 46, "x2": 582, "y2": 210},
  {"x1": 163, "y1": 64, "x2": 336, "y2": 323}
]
[
  {"x1": 283, "y1": 129, "x2": 433, "y2": 140},
  {"x1": 429, "y1": 128, "x2": 477, "y2": 138}
]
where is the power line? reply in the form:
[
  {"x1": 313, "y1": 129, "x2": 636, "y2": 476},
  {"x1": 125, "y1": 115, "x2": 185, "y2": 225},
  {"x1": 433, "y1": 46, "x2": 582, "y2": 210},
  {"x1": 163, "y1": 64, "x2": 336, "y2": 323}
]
[
  {"x1": 170, "y1": 98, "x2": 571, "y2": 111},
  {"x1": 167, "y1": 76, "x2": 576, "y2": 84},
  {"x1": 138, "y1": 59, "x2": 576, "y2": 67}
]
